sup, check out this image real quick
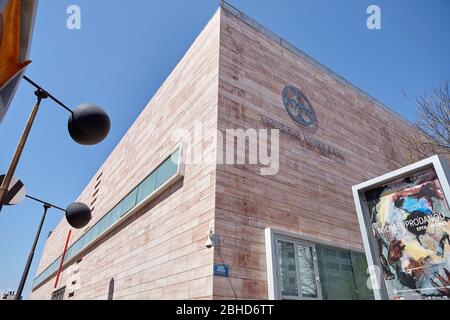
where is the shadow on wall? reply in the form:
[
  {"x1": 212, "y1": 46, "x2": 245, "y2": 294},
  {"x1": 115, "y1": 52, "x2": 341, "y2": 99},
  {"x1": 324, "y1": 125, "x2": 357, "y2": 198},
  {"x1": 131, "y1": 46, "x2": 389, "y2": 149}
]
[
  {"x1": 108, "y1": 278, "x2": 115, "y2": 300},
  {"x1": 216, "y1": 246, "x2": 237, "y2": 299}
]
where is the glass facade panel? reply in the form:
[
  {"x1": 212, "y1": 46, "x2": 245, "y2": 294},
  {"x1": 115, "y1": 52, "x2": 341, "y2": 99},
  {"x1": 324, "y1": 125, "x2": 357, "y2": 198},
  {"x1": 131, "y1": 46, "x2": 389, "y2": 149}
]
[
  {"x1": 53, "y1": 257, "x2": 62, "y2": 272},
  {"x1": 89, "y1": 223, "x2": 100, "y2": 241},
  {"x1": 297, "y1": 245, "x2": 318, "y2": 298},
  {"x1": 65, "y1": 246, "x2": 73, "y2": 261},
  {"x1": 98, "y1": 212, "x2": 112, "y2": 234},
  {"x1": 315, "y1": 246, "x2": 374, "y2": 300},
  {"x1": 155, "y1": 156, "x2": 178, "y2": 189},
  {"x1": 137, "y1": 173, "x2": 156, "y2": 203},
  {"x1": 33, "y1": 149, "x2": 181, "y2": 289},
  {"x1": 69, "y1": 240, "x2": 82, "y2": 260},
  {"x1": 82, "y1": 229, "x2": 93, "y2": 247},
  {"x1": 77, "y1": 234, "x2": 89, "y2": 252},
  {"x1": 350, "y1": 251, "x2": 375, "y2": 300},
  {"x1": 278, "y1": 241, "x2": 298, "y2": 297},
  {"x1": 109, "y1": 205, "x2": 122, "y2": 226},
  {"x1": 121, "y1": 189, "x2": 138, "y2": 217},
  {"x1": 316, "y1": 246, "x2": 357, "y2": 300}
]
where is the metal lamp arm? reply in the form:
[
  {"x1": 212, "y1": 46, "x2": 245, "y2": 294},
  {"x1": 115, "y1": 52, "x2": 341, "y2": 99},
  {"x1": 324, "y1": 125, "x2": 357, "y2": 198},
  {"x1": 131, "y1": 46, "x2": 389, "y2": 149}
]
[
  {"x1": 22, "y1": 76, "x2": 74, "y2": 115},
  {"x1": 25, "y1": 195, "x2": 66, "y2": 213}
]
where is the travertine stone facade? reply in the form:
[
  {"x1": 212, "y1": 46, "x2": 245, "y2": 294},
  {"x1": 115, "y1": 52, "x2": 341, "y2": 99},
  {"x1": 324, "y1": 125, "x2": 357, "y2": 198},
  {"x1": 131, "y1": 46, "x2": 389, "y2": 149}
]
[
  {"x1": 212, "y1": 7, "x2": 413, "y2": 299},
  {"x1": 31, "y1": 4, "x2": 415, "y2": 300},
  {"x1": 31, "y1": 9, "x2": 220, "y2": 300}
]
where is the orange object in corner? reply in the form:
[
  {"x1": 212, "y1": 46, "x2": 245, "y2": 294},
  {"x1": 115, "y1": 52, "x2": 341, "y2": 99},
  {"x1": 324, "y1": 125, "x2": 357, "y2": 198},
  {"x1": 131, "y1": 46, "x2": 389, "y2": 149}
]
[{"x1": 0, "y1": 0, "x2": 32, "y2": 91}]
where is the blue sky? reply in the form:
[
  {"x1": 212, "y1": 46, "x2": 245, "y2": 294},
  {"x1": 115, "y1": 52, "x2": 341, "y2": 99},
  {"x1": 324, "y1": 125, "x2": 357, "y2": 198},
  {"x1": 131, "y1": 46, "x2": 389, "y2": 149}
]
[{"x1": 0, "y1": 0, "x2": 449, "y2": 299}]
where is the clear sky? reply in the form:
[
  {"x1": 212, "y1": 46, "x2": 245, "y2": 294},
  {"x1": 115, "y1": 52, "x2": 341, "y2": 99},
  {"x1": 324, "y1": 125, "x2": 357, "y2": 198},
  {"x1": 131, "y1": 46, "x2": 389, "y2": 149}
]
[{"x1": 0, "y1": 0, "x2": 449, "y2": 299}]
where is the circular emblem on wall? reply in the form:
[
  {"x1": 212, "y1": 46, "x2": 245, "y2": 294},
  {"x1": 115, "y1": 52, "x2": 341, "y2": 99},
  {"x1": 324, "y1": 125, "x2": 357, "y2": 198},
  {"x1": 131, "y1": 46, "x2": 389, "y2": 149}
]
[{"x1": 282, "y1": 85, "x2": 317, "y2": 126}]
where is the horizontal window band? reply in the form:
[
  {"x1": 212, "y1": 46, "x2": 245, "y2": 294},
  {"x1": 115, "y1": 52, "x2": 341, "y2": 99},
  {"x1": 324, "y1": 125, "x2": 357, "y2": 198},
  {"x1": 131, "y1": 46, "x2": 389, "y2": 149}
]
[{"x1": 32, "y1": 148, "x2": 183, "y2": 290}]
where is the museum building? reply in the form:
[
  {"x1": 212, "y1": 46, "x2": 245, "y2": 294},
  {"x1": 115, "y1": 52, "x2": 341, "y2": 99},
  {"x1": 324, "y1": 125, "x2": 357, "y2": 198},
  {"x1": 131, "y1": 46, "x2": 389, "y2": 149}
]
[{"x1": 30, "y1": 2, "x2": 416, "y2": 300}]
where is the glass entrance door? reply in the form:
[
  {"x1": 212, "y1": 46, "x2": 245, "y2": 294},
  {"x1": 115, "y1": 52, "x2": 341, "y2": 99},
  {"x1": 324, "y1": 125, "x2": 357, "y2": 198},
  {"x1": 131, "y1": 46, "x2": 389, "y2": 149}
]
[{"x1": 276, "y1": 239, "x2": 321, "y2": 300}]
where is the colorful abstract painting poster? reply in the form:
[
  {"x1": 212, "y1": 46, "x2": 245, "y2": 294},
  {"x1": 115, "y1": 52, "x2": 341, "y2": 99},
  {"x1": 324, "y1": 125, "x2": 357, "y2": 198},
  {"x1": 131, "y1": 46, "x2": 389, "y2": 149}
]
[{"x1": 364, "y1": 168, "x2": 450, "y2": 300}]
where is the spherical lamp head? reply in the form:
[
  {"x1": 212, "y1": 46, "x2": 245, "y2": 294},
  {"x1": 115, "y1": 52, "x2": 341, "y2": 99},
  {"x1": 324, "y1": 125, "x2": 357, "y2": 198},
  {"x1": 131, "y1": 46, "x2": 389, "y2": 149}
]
[
  {"x1": 66, "y1": 202, "x2": 92, "y2": 229},
  {"x1": 68, "y1": 104, "x2": 110, "y2": 145}
]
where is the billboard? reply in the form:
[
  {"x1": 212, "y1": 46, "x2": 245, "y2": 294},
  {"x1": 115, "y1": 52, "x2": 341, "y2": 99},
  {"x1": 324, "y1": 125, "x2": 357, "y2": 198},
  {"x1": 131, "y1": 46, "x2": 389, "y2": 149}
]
[{"x1": 353, "y1": 155, "x2": 450, "y2": 300}]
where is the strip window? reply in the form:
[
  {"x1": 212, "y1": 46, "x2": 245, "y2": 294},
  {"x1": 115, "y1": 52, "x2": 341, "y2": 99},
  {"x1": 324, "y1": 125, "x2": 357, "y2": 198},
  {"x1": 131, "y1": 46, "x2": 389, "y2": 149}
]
[{"x1": 33, "y1": 148, "x2": 181, "y2": 289}]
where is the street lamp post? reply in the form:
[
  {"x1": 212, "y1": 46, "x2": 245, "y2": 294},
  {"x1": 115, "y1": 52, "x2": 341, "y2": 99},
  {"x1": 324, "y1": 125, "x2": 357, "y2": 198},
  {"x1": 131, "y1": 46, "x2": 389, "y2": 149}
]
[
  {"x1": 0, "y1": 89, "x2": 47, "y2": 211},
  {"x1": 0, "y1": 76, "x2": 110, "y2": 212},
  {"x1": 15, "y1": 202, "x2": 51, "y2": 301},
  {"x1": 14, "y1": 195, "x2": 92, "y2": 300}
]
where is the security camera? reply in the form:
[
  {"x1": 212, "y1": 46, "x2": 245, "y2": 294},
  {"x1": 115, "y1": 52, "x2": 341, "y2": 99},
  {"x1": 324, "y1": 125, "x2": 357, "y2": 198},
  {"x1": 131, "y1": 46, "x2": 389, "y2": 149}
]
[
  {"x1": 205, "y1": 237, "x2": 214, "y2": 249},
  {"x1": 206, "y1": 229, "x2": 217, "y2": 248}
]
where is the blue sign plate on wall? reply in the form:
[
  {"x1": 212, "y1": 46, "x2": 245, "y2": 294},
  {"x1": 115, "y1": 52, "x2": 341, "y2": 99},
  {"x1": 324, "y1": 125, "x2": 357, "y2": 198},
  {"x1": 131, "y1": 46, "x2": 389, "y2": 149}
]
[{"x1": 213, "y1": 264, "x2": 229, "y2": 277}]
